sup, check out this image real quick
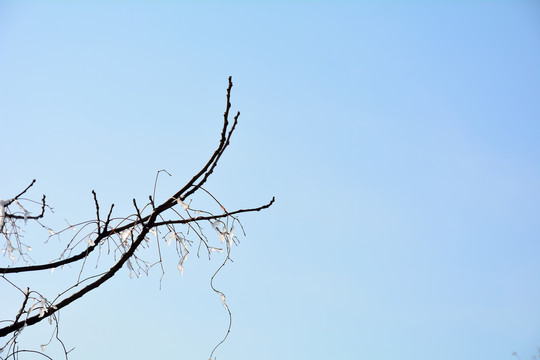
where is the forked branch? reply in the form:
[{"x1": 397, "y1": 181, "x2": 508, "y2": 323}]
[{"x1": 0, "y1": 77, "x2": 274, "y2": 360}]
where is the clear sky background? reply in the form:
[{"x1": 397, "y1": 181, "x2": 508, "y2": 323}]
[{"x1": 1, "y1": 1, "x2": 539, "y2": 360}]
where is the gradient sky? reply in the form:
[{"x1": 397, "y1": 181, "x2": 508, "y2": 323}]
[{"x1": 1, "y1": 2, "x2": 539, "y2": 360}]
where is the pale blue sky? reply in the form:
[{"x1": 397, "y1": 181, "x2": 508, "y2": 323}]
[{"x1": 1, "y1": 2, "x2": 539, "y2": 360}]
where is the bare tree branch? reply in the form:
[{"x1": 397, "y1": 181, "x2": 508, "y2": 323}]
[
  {"x1": 0, "y1": 78, "x2": 274, "y2": 359},
  {"x1": 5, "y1": 180, "x2": 37, "y2": 207}
]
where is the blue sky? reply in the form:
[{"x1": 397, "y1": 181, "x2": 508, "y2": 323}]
[{"x1": 1, "y1": 1, "x2": 539, "y2": 360}]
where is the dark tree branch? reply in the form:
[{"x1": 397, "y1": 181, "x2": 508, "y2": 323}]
[
  {"x1": 5, "y1": 180, "x2": 37, "y2": 207},
  {"x1": 103, "y1": 204, "x2": 115, "y2": 232},
  {"x1": 91, "y1": 191, "x2": 101, "y2": 235},
  {"x1": 0, "y1": 77, "x2": 275, "y2": 354},
  {"x1": 132, "y1": 199, "x2": 143, "y2": 224},
  {"x1": 5, "y1": 195, "x2": 47, "y2": 221},
  {"x1": 153, "y1": 197, "x2": 275, "y2": 227},
  {"x1": 183, "y1": 110, "x2": 239, "y2": 201},
  {"x1": 13, "y1": 288, "x2": 29, "y2": 325},
  {"x1": 167, "y1": 76, "x2": 236, "y2": 205}
]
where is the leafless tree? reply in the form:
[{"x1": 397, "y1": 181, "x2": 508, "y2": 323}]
[{"x1": 0, "y1": 77, "x2": 274, "y2": 359}]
